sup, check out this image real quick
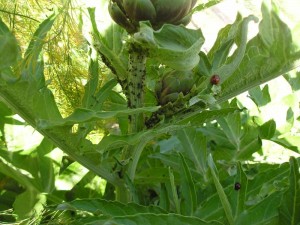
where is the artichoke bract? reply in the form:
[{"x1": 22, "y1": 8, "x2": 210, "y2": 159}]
[
  {"x1": 109, "y1": 0, "x2": 197, "y2": 32},
  {"x1": 156, "y1": 70, "x2": 194, "y2": 105}
]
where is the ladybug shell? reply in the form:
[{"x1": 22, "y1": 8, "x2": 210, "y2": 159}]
[
  {"x1": 234, "y1": 182, "x2": 241, "y2": 190},
  {"x1": 210, "y1": 74, "x2": 220, "y2": 85}
]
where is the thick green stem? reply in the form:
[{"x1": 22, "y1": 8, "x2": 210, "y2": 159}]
[{"x1": 127, "y1": 43, "x2": 147, "y2": 133}]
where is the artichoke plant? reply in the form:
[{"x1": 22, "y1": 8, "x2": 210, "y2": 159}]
[
  {"x1": 109, "y1": 0, "x2": 197, "y2": 32},
  {"x1": 156, "y1": 69, "x2": 194, "y2": 105}
]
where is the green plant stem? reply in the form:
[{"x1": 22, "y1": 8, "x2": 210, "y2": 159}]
[{"x1": 127, "y1": 43, "x2": 147, "y2": 133}]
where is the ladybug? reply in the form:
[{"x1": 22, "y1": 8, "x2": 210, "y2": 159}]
[
  {"x1": 234, "y1": 182, "x2": 241, "y2": 191},
  {"x1": 210, "y1": 74, "x2": 220, "y2": 85}
]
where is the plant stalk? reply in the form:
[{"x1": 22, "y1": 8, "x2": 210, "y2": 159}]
[{"x1": 127, "y1": 42, "x2": 147, "y2": 133}]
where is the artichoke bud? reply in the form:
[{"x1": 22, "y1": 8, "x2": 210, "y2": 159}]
[
  {"x1": 108, "y1": 1, "x2": 136, "y2": 33},
  {"x1": 109, "y1": 0, "x2": 196, "y2": 31},
  {"x1": 123, "y1": 0, "x2": 156, "y2": 23},
  {"x1": 157, "y1": 70, "x2": 194, "y2": 105}
]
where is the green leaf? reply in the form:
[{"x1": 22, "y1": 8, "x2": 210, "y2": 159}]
[
  {"x1": 259, "y1": 119, "x2": 276, "y2": 139},
  {"x1": 159, "y1": 183, "x2": 170, "y2": 211},
  {"x1": 279, "y1": 157, "x2": 300, "y2": 225},
  {"x1": 13, "y1": 189, "x2": 46, "y2": 220},
  {"x1": 237, "y1": 125, "x2": 262, "y2": 160},
  {"x1": 88, "y1": 8, "x2": 128, "y2": 80},
  {"x1": 134, "y1": 23, "x2": 204, "y2": 71},
  {"x1": 81, "y1": 50, "x2": 101, "y2": 109},
  {"x1": 135, "y1": 167, "x2": 179, "y2": 184},
  {"x1": 208, "y1": 13, "x2": 242, "y2": 67},
  {"x1": 232, "y1": 162, "x2": 248, "y2": 220},
  {"x1": 0, "y1": 18, "x2": 20, "y2": 71},
  {"x1": 212, "y1": 15, "x2": 258, "y2": 82},
  {"x1": 35, "y1": 138, "x2": 55, "y2": 192},
  {"x1": 248, "y1": 85, "x2": 271, "y2": 107},
  {"x1": 196, "y1": 162, "x2": 291, "y2": 223},
  {"x1": 23, "y1": 13, "x2": 56, "y2": 69},
  {"x1": 177, "y1": 108, "x2": 241, "y2": 126},
  {"x1": 208, "y1": 154, "x2": 234, "y2": 225},
  {"x1": 236, "y1": 192, "x2": 282, "y2": 225},
  {"x1": 192, "y1": 0, "x2": 223, "y2": 13},
  {"x1": 57, "y1": 199, "x2": 166, "y2": 216},
  {"x1": 37, "y1": 106, "x2": 160, "y2": 129},
  {"x1": 179, "y1": 153, "x2": 197, "y2": 216},
  {"x1": 0, "y1": 154, "x2": 39, "y2": 190},
  {"x1": 177, "y1": 127, "x2": 208, "y2": 178},
  {"x1": 217, "y1": 111, "x2": 241, "y2": 149},
  {"x1": 168, "y1": 167, "x2": 181, "y2": 214},
  {"x1": 77, "y1": 213, "x2": 220, "y2": 225},
  {"x1": 219, "y1": 2, "x2": 300, "y2": 103}
]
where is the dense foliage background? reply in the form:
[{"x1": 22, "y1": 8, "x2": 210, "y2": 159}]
[{"x1": 0, "y1": 0, "x2": 300, "y2": 224}]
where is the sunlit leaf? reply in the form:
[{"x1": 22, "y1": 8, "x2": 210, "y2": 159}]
[{"x1": 134, "y1": 22, "x2": 204, "y2": 71}]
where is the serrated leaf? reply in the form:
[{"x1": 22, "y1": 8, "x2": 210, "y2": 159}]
[
  {"x1": 23, "y1": 13, "x2": 56, "y2": 63},
  {"x1": 0, "y1": 18, "x2": 20, "y2": 71},
  {"x1": 217, "y1": 111, "x2": 241, "y2": 149},
  {"x1": 168, "y1": 167, "x2": 181, "y2": 214},
  {"x1": 37, "y1": 106, "x2": 159, "y2": 129},
  {"x1": 236, "y1": 192, "x2": 282, "y2": 225},
  {"x1": 76, "y1": 213, "x2": 221, "y2": 225},
  {"x1": 177, "y1": 127, "x2": 208, "y2": 178},
  {"x1": 212, "y1": 15, "x2": 258, "y2": 82},
  {"x1": 279, "y1": 157, "x2": 300, "y2": 225},
  {"x1": 88, "y1": 8, "x2": 127, "y2": 80},
  {"x1": 178, "y1": 153, "x2": 197, "y2": 216},
  {"x1": 208, "y1": 154, "x2": 234, "y2": 225},
  {"x1": 232, "y1": 162, "x2": 248, "y2": 219},
  {"x1": 134, "y1": 23, "x2": 204, "y2": 71},
  {"x1": 248, "y1": 85, "x2": 271, "y2": 107},
  {"x1": 219, "y1": 2, "x2": 300, "y2": 103},
  {"x1": 56, "y1": 199, "x2": 166, "y2": 216},
  {"x1": 135, "y1": 167, "x2": 179, "y2": 184},
  {"x1": 208, "y1": 13, "x2": 242, "y2": 66},
  {"x1": 177, "y1": 108, "x2": 241, "y2": 126},
  {"x1": 237, "y1": 125, "x2": 262, "y2": 160},
  {"x1": 196, "y1": 162, "x2": 291, "y2": 223},
  {"x1": 192, "y1": 0, "x2": 223, "y2": 13}
]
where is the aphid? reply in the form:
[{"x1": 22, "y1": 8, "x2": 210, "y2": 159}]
[
  {"x1": 210, "y1": 74, "x2": 220, "y2": 85},
  {"x1": 234, "y1": 182, "x2": 241, "y2": 191}
]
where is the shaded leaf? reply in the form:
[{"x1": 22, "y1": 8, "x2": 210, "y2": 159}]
[
  {"x1": 177, "y1": 127, "x2": 208, "y2": 178},
  {"x1": 0, "y1": 18, "x2": 20, "y2": 71},
  {"x1": 179, "y1": 153, "x2": 197, "y2": 216},
  {"x1": 56, "y1": 199, "x2": 166, "y2": 216},
  {"x1": 208, "y1": 154, "x2": 234, "y2": 225},
  {"x1": 236, "y1": 192, "x2": 282, "y2": 225},
  {"x1": 279, "y1": 157, "x2": 300, "y2": 225},
  {"x1": 37, "y1": 106, "x2": 160, "y2": 129},
  {"x1": 76, "y1": 213, "x2": 221, "y2": 225},
  {"x1": 13, "y1": 189, "x2": 46, "y2": 220},
  {"x1": 177, "y1": 108, "x2": 241, "y2": 126},
  {"x1": 231, "y1": 162, "x2": 248, "y2": 219}
]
